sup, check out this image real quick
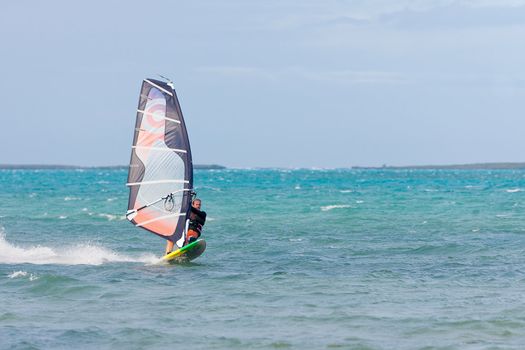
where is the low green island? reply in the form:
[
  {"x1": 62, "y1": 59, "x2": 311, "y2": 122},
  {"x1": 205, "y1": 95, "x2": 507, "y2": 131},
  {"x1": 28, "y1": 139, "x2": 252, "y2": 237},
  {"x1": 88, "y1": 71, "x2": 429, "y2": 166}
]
[
  {"x1": 352, "y1": 162, "x2": 525, "y2": 170},
  {"x1": 0, "y1": 164, "x2": 226, "y2": 170}
]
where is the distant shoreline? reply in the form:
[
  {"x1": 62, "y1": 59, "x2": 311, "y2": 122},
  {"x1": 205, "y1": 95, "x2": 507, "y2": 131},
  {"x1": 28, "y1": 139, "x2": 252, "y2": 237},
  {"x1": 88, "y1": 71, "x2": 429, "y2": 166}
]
[
  {"x1": 249, "y1": 163, "x2": 525, "y2": 170},
  {"x1": 0, "y1": 164, "x2": 226, "y2": 170},
  {"x1": 352, "y1": 162, "x2": 525, "y2": 170},
  {"x1": 2, "y1": 162, "x2": 525, "y2": 170}
]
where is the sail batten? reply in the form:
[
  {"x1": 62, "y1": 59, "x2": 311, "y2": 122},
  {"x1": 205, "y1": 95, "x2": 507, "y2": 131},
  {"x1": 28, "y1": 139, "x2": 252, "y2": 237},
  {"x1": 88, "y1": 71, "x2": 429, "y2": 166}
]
[
  {"x1": 144, "y1": 79, "x2": 173, "y2": 96},
  {"x1": 131, "y1": 145, "x2": 187, "y2": 153},
  {"x1": 126, "y1": 179, "x2": 190, "y2": 186},
  {"x1": 137, "y1": 109, "x2": 182, "y2": 124},
  {"x1": 126, "y1": 78, "x2": 193, "y2": 243}
]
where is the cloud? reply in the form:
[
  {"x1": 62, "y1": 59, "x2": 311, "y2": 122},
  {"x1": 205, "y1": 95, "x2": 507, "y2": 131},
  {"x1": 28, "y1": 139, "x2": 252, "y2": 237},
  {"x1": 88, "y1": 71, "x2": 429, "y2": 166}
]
[
  {"x1": 196, "y1": 65, "x2": 407, "y2": 85},
  {"x1": 195, "y1": 64, "x2": 525, "y2": 90},
  {"x1": 461, "y1": 0, "x2": 525, "y2": 7},
  {"x1": 379, "y1": 3, "x2": 525, "y2": 30},
  {"x1": 265, "y1": 0, "x2": 525, "y2": 32},
  {"x1": 299, "y1": 70, "x2": 407, "y2": 84},
  {"x1": 195, "y1": 66, "x2": 277, "y2": 80}
]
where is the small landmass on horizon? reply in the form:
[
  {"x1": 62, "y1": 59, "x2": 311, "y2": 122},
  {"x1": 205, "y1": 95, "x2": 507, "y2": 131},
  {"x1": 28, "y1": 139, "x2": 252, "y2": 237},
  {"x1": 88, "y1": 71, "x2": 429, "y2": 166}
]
[
  {"x1": 352, "y1": 162, "x2": 525, "y2": 170},
  {"x1": 2, "y1": 163, "x2": 525, "y2": 170},
  {"x1": 0, "y1": 164, "x2": 227, "y2": 170}
]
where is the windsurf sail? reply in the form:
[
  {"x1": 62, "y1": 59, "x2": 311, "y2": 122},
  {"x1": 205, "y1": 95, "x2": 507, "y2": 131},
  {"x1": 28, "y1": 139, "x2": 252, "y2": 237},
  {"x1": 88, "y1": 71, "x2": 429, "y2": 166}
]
[{"x1": 126, "y1": 78, "x2": 193, "y2": 248}]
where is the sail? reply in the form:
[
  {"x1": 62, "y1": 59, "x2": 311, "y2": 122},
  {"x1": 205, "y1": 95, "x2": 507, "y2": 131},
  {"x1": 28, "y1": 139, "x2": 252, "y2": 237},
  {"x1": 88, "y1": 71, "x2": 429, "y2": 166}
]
[{"x1": 126, "y1": 78, "x2": 193, "y2": 245}]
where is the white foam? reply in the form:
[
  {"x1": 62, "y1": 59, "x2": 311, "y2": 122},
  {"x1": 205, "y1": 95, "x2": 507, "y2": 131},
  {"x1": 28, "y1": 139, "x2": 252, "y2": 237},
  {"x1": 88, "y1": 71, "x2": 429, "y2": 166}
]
[
  {"x1": 64, "y1": 196, "x2": 80, "y2": 201},
  {"x1": 58, "y1": 216, "x2": 68, "y2": 219},
  {"x1": 506, "y1": 188, "x2": 522, "y2": 193},
  {"x1": 340, "y1": 190, "x2": 353, "y2": 193},
  {"x1": 321, "y1": 204, "x2": 351, "y2": 212},
  {"x1": 8, "y1": 270, "x2": 27, "y2": 278},
  {"x1": 356, "y1": 200, "x2": 364, "y2": 204},
  {"x1": 195, "y1": 185, "x2": 222, "y2": 191},
  {"x1": 0, "y1": 229, "x2": 158, "y2": 266},
  {"x1": 8, "y1": 270, "x2": 38, "y2": 281},
  {"x1": 98, "y1": 213, "x2": 125, "y2": 221}
]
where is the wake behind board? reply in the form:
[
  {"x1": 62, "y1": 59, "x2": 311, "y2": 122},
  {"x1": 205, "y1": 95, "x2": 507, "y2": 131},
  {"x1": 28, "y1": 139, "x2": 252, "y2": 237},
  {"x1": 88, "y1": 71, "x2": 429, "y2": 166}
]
[{"x1": 162, "y1": 239, "x2": 206, "y2": 263}]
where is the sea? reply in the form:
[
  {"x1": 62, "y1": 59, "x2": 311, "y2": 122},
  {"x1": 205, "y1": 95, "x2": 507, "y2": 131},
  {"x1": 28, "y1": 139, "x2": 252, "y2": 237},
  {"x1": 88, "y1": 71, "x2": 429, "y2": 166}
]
[{"x1": 1, "y1": 168, "x2": 525, "y2": 350}]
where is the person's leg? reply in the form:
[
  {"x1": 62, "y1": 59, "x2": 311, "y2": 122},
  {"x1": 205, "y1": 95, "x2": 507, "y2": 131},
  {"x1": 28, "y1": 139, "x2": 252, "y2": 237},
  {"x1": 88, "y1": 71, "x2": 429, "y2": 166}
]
[
  {"x1": 185, "y1": 230, "x2": 199, "y2": 245},
  {"x1": 165, "y1": 240, "x2": 174, "y2": 255}
]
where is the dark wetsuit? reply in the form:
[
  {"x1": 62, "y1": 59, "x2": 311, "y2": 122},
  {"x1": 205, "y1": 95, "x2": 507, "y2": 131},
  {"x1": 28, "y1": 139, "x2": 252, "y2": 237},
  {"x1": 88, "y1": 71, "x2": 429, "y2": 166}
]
[{"x1": 187, "y1": 206, "x2": 206, "y2": 243}]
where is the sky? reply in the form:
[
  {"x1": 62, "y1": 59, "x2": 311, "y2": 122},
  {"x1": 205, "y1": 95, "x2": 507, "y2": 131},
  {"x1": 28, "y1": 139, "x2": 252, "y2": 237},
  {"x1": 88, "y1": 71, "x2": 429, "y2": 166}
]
[{"x1": 1, "y1": 0, "x2": 524, "y2": 168}]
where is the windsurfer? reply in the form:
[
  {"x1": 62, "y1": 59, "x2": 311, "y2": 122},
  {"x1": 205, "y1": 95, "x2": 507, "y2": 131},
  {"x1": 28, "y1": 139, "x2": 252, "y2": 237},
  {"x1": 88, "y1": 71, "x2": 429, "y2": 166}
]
[{"x1": 165, "y1": 198, "x2": 207, "y2": 254}]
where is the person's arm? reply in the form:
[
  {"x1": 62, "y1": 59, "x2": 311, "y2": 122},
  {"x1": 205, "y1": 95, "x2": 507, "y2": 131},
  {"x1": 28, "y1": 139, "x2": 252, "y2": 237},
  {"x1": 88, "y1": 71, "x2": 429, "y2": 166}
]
[{"x1": 191, "y1": 207, "x2": 207, "y2": 225}]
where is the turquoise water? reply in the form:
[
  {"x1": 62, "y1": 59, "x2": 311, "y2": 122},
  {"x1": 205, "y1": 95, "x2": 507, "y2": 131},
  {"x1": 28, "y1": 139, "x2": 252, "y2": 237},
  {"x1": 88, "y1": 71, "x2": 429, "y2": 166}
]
[{"x1": 1, "y1": 168, "x2": 525, "y2": 349}]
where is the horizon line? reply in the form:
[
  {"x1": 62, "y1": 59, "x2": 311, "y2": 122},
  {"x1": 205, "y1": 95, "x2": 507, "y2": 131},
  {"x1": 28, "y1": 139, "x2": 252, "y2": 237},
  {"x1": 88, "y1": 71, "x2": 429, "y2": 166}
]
[{"x1": 2, "y1": 162, "x2": 525, "y2": 170}]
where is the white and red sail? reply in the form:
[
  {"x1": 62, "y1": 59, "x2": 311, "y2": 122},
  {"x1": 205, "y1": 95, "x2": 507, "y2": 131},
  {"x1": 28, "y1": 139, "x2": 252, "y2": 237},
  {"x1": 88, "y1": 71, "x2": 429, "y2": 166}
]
[{"x1": 126, "y1": 78, "x2": 193, "y2": 247}]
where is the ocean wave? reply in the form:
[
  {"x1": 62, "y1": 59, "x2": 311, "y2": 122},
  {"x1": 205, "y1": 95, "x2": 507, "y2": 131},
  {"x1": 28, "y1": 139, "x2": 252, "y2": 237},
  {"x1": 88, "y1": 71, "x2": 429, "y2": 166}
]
[
  {"x1": 0, "y1": 230, "x2": 157, "y2": 266},
  {"x1": 506, "y1": 188, "x2": 523, "y2": 193},
  {"x1": 340, "y1": 190, "x2": 353, "y2": 193},
  {"x1": 465, "y1": 185, "x2": 483, "y2": 189},
  {"x1": 407, "y1": 243, "x2": 462, "y2": 255},
  {"x1": 7, "y1": 270, "x2": 38, "y2": 281},
  {"x1": 194, "y1": 186, "x2": 222, "y2": 192},
  {"x1": 8, "y1": 270, "x2": 26, "y2": 278},
  {"x1": 97, "y1": 213, "x2": 126, "y2": 221},
  {"x1": 64, "y1": 196, "x2": 80, "y2": 201},
  {"x1": 320, "y1": 204, "x2": 351, "y2": 211}
]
